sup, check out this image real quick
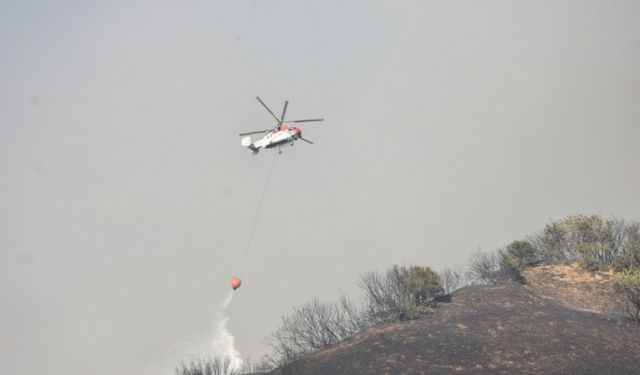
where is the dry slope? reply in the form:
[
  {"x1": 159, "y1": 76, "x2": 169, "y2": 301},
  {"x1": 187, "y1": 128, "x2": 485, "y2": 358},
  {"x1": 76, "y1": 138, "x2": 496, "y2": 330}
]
[{"x1": 271, "y1": 264, "x2": 640, "y2": 375}]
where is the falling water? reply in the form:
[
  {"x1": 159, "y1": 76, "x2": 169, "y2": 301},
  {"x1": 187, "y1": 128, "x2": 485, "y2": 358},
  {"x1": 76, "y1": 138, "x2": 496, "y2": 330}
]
[{"x1": 211, "y1": 290, "x2": 243, "y2": 370}]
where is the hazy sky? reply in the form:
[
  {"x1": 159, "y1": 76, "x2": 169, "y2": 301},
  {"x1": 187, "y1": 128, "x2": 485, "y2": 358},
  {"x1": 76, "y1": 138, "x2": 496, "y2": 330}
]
[{"x1": 2, "y1": 1, "x2": 640, "y2": 374}]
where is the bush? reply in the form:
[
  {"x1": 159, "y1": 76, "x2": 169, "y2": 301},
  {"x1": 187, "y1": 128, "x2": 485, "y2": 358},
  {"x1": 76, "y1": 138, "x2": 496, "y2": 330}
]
[
  {"x1": 238, "y1": 358, "x2": 272, "y2": 374},
  {"x1": 504, "y1": 240, "x2": 539, "y2": 268},
  {"x1": 467, "y1": 250, "x2": 522, "y2": 284},
  {"x1": 266, "y1": 265, "x2": 444, "y2": 369},
  {"x1": 531, "y1": 221, "x2": 571, "y2": 262},
  {"x1": 613, "y1": 269, "x2": 640, "y2": 323},
  {"x1": 265, "y1": 297, "x2": 365, "y2": 369},
  {"x1": 530, "y1": 215, "x2": 640, "y2": 271},
  {"x1": 466, "y1": 250, "x2": 499, "y2": 283},
  {"x1": 176, "y1": 356, "x2": 237, "y2": 375},
  {"x1": 360, "y1": 265, "x2": 443, "y2": 322},
  {"x1": 566, "y1": 215, "x2": 620, "y2": 270},
  {"x1": 440, "y1": 268, "x2": 463, "y2": 295},
  {"x1": 612, "y1": 223, "x2": 640, "y2": 271}
]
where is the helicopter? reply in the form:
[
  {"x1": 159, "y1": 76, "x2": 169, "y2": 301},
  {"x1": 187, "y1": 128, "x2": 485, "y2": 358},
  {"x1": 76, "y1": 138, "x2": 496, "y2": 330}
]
[{"x1": 239, "y1": 96, "x2": 324, "y2": 153}]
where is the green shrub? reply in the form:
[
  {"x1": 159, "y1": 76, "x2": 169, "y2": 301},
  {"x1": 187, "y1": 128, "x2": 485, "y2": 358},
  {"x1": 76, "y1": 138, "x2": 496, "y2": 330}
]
[
  {"x1": 532, "y1": 221, "x2": 570, "y2": 262},
  {"x1": 360, "y1": 265, "x2": 444, "y2": 322},
  {"x1": 613, "y1": 269, "x2": 640, "y2": 323},
  {"x1": 504, "y1": 240, "x2": 539, "y2": 268},
  {"x1": 394, "y1": 265, "x2": 444, "y2": 306},
  {"x1": 531, "y1": 215, "x2": 640, "y2": 271}
]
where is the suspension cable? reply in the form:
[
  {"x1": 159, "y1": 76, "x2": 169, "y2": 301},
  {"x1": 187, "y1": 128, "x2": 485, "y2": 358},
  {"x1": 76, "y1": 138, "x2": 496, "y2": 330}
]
[{"x1": 242, "y1": 151, "x2": 278, "y2": 261}]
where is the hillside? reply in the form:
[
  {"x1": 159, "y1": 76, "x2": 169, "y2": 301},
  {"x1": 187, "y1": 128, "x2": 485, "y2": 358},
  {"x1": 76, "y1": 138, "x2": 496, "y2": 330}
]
[
  {"x1": 521, "y1": 262, "x2": 627, "y2": 315},
  {"x1": 270, "y1": 264, "x2": 640, "y2": 374}
]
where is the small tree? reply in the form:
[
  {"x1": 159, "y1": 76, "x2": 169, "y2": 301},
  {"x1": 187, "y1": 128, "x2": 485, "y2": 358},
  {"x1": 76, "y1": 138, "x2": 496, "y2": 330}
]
[
  {"x1": 563, "y1": 215, "x2": 619, "y2": 270},
  {"x1": 360, "y1": 265, "x2": 443, "y2": 322},
  {"x1": 495, "y1": 249, "x2": 524, "y2": 282},
  {"x1": 613, "y1": 269, "x2": 640, "y2": 323},
  {"x1": 466, "y1": 250, "x2": 499, "y2": 283},
  {"x1": 395, "y1": 265, "x2": 443, "y2": 306},
  {"x1": 612, "y1": 222, "x2": 640, "y2": 271},
  {"x1": 441, "y1": 268, "x2": 463, "y2": 295},
  {"x1": 265, "y1": 296, "x2": 365, "y2": 369},
  {"x1": 530, "y1": 215, "x2": 640, "y2": 270},
  {"x1": 504, "y1": 240, "x2": 539, "y2": 268},
  {"x1": 531, "y1": 221, "x2": 571, "y2": 262},
  {"x1": 176, "y1": 356, "x2": 237, "y2": 375},
  {"x1": 336, "y1": 294, "x2": 367, "y2": 337},
  {"x1": 467, "y1": 250, "x2": 521, "y2": 284},
  {"x1": 239, "y1": 357, "x2": 273, "y2": 374}
]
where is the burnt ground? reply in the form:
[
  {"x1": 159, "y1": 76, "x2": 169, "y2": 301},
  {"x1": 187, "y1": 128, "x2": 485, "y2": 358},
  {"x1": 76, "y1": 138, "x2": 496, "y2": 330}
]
[{"x1": 270, "y1": 265, "x2": 640, "y2": 375}]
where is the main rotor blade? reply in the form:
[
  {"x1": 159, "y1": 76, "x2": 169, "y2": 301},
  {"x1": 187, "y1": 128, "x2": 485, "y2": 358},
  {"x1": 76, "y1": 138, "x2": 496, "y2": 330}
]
[
  {"x1": 256, "y1": 96, "x2": 281, "y2": 124},
  {"x1": 239, "y1": 129, "x2": 270, "y2": 136},
  {"x1": 280, "y1": 101, "x2": 289, "y2": 126},
  {"x1": 290, "y1": 118, "x2": 324, "y2": 123},
  {"x1": 299, "y1": 137, "x2": 314, "y2": 144}
]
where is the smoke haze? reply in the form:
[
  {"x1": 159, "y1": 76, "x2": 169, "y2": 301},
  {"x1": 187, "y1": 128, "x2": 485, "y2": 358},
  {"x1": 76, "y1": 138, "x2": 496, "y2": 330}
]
[{"x1": 1, "y1": 1, "x2": 640, "y2": 375}]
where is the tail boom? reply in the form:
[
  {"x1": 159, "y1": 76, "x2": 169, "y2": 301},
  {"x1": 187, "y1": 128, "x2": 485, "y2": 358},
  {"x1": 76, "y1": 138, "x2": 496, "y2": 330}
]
[{"x1": 241, "y1": 136, "x2": 259, "y2": 153}]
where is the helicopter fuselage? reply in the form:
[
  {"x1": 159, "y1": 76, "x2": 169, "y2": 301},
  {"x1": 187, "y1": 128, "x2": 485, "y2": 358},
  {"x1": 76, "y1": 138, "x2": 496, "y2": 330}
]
[{"x1": 241, "y1": 125, "x2": 302, "y2": 152}]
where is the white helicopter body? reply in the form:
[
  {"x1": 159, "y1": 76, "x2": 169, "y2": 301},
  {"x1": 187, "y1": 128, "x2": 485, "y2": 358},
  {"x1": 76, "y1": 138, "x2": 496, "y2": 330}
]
[{"x1": 240, "y1": 97, "x2": 323, "y2": 153}]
